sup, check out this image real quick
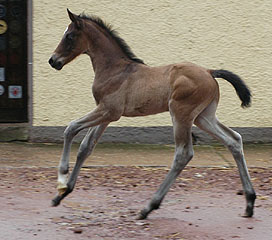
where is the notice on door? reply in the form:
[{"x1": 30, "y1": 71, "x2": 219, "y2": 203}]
[{"x1": 9, "y1": 85, "x2": 22, "y2": 98}]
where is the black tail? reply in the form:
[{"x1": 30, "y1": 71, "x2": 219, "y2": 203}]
[{"x1": 211, "y1": 69, "x2": 251, "y2": 108}]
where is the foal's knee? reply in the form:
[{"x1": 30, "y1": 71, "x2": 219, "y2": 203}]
[{"x1": 64, "y1": 121, "x2": 79, "y2": 140}]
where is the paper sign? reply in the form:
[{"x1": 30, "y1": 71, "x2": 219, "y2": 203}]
[
  {"x1": 9, "y1": 85, "x2": 22, "y2": 98},
  {"x1": 0, "y1": 67, "x2": 4, "y2": 81}
]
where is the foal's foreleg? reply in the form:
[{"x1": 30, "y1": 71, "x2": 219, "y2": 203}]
[
  {"x1": 57, "y1": 107, "x2": 107, "y2": 186},
  {"x1": 52, "y1": 123, "x2": 108, "y2": 206},
  {"x1": 52, "y1": 105, "x2": 116, "y2": 206},
  {"x1": 138, "y1": 124, "x2": 194, "y2": 219}
]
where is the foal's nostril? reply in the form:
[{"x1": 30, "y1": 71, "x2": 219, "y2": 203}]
[
  {"x1": 48, "y1": 57, "x2": 54, "y2": 66},
  {"x1": 54, "y1": 61, "x2": 63, "y2": 70},
  {"x1": 48, "y1": 54, "x2": 63, "y2": 70}
]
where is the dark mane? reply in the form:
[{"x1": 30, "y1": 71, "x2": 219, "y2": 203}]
[{"x1": 79, "y1": 13, "x2": 144, "y2": 64}]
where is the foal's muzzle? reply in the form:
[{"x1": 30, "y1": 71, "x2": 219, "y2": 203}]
[{"x1": 48, "y1": 55, "x2": 64, "y2": 70}]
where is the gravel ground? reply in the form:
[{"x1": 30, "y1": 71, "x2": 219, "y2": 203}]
[{"x1": 0, "y1": 165, "x2": 271, "y2": 240}]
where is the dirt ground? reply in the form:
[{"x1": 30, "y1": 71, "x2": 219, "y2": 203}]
[{"x1": 0, "y1": 142, "x2": 271, "y2": 240}]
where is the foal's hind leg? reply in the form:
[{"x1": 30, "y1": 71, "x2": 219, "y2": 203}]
[
  {"x1": 138, "y1": 118, "x2": 194, "y2": 219},
  {"x1": 194, "y1": 101, "x2": 256, "y2": 217},
  {"x1": 52, "y1": 123, "x2": 108, "y2": 206}
]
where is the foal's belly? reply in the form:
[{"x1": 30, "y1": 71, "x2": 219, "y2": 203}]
[
  {"x1": 122, "y1": 95, "x2": 169, "y2": 117},
  {"x1": 121, "y1": 64, "x2": 172, "y2": 117}
]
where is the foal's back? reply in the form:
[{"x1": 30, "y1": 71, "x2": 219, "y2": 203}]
[{"x1": 122, "y1": 62, "x2": 218, "y2": 118}]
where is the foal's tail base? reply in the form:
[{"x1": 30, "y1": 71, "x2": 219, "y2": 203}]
[{"x1": 210, "y1": 69, "x2": 251, "y2": 108}]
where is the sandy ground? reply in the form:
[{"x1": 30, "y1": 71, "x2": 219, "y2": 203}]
[{"x1": 0, "y1": 142, "x2": 271, "y2": 240}]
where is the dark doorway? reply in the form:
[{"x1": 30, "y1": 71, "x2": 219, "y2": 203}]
[{"x1": 0, "y1": 0, "x2": 28, "y2": 123}]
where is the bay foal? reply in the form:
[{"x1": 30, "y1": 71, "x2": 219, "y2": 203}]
[{"x1": 49, "y1": 9, "x2": 256, "y2": 219}]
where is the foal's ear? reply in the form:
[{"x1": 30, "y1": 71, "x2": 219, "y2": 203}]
[{"x1": 67, "y1": 8, "x2": 82, "y2": 29}]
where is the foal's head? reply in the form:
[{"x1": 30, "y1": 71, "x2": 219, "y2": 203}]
[
  {"x1": 49, "y1": 9, "x2": 144, "y2": 70},
  {"x1": 49, "y1": 9, "x2": 88, "y2": 70}
]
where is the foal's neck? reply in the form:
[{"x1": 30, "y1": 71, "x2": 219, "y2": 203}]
[{"x1": 85, "y1": 23, "x2": 130, "y2": 74}]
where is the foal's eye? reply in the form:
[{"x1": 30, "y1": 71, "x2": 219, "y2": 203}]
[{"x1": 66, "y1": 33, "x2": 74, "y2": 41}]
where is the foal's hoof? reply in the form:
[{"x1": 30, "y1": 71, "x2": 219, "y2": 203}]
[
  {"x1": 51, "y1": 183, "x2": 68, "y2": 207},
  {"x1": 137, "y1": 210, "x2": 148, "y2": 220},
  {"x1": 242, "y1": 206, "x2": 254, "y2": 218},
  {"x1": 51, "y1": 195, "x2": 62, "y2": 207}
]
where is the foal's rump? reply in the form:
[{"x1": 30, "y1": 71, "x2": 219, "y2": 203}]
[
  {"x1": 168, "y1": 62, "x2": 219, "y2": 119},
  {"x1": 169, "y1": 62, "x2": 251, "y2": 108},
  {"x1": 167, "y1": 62, "x2": 251, "y2": 124}
]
